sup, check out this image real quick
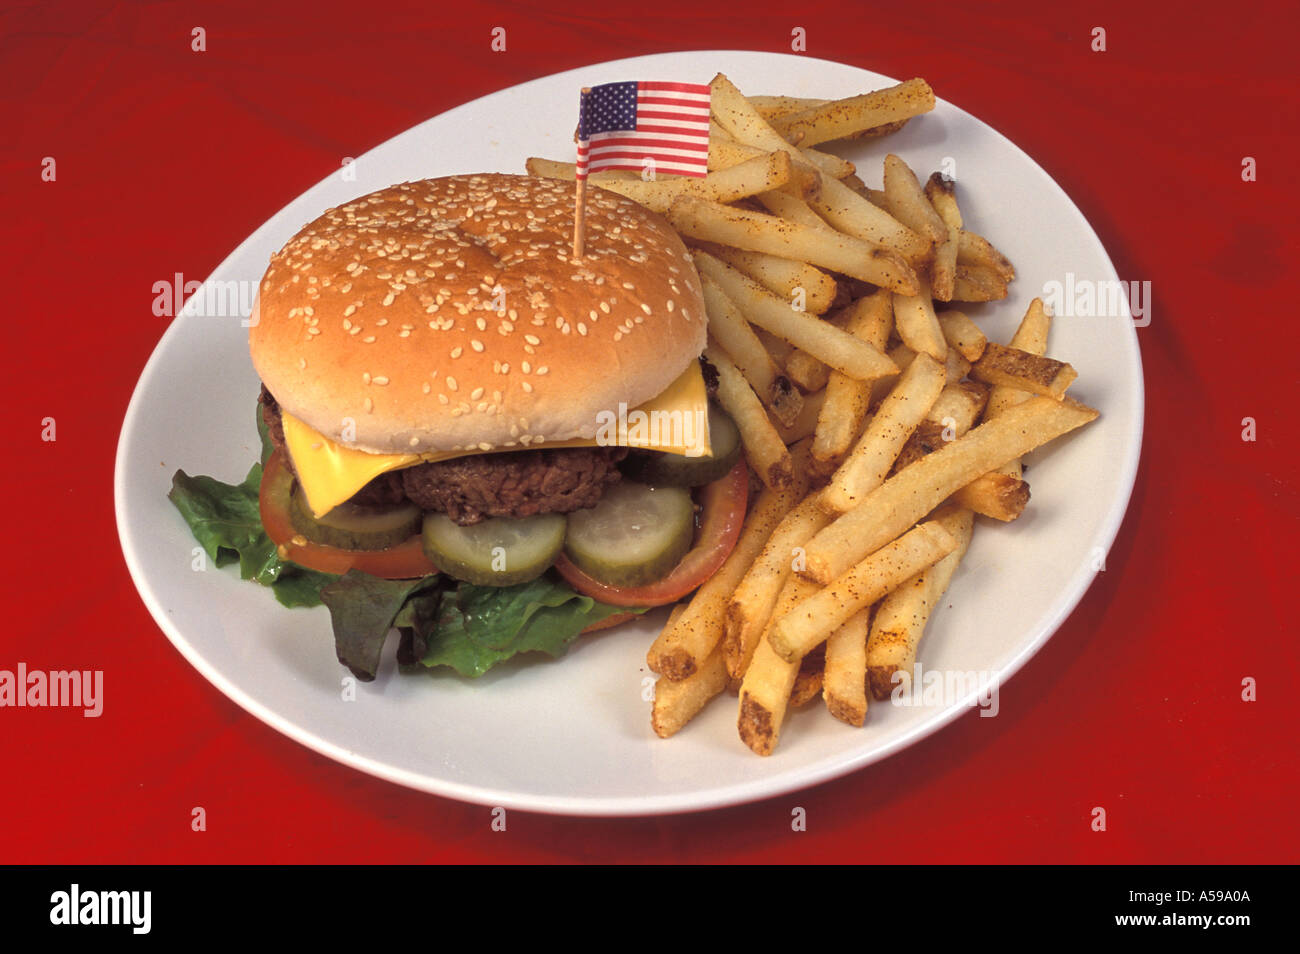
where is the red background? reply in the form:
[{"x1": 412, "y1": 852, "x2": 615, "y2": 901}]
[{"x1": 2, "y1": 0, "x2": 1296, "y2": 863}]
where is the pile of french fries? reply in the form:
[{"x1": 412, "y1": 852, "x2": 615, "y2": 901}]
[{"x1": 526, "y1": 73, "x2": 1099, "y2": 755}]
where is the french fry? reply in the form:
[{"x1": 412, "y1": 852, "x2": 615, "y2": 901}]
[
  {"x1": 812, "y1": 290, "x2": 895, "y2": 474},
  {"x1": 888, "y1": 341, "x2": 971, "y2": 385},
  {"x1": 951, "y1": 298, "x2": 1050, "y2": 518},
  {"x1": 985, "y1": 298, "x2": 1052, "y2": 420},
  {"x1": 890, "y1": 380, "x2": 989, "y2": 474},
  {"x1": 883, "y1": 154, "x2": 948, "y2": 246},
  {"x1": 924, "y1": 175, "x2": 961, "y2": 301},
  {"x1": 736, "y1": 574, "x2": 822, "y2": 755},
  {"x1": 751, "y1": 95, "x2": 913, "y2": 142},
  {"x1": 749, "y1": 94, "x2": 825, "y2": 119},
  {"x1": 707, "y1": 136, "x2": 820, "y2": 198},
  {"x1": 770, "y1": 78, "x2": 936, "y2": 147},
  {"x1": 970, "y1": 342, "x2": 1077, "y2": 400},
  {"x1": 957, "y1": 230, "x2": 1016, "y2": 282},
  {"x1": 582, "y1": 151, "x2": 795, "y2": 214},
  {"x1": 525, "y1": 157, "x2": 636, "y2": 181},
  {"x1": 931, "y1": 223, "x2": 959, "y2": 302},
  {"x1": 802, "y1": 395, "x2": 1099, "y2": 583},
  {"x1": 798, "y1": 147, "x2": 856, "y2": 181},
  {"x1": 789, "y1": 648, "x2": 826, "y2": 708},
  {"x1": 865, "y1": 506, "x2": 974, "y2": 699},
  {"x1": 948, "y1": 472, "x2": 1030, "y2": 521},
  {"x1": 692, "y1": 249, "x2": 900, "y2": 381},
  {"x1": 924, "y1": 172, "x2": 962, "y2": 230},
  {"x1": 652, "y1": 645, "x2": 729, "y2": 738},
  {"x1": 823, "y1": 606, "x2": 872, "y2": 726},
  {"x1": 724, "y1": 495, "x2": 832, "y2": 679},
  {"x1": 806, "y1": 178, "x2": 932, "y2": 264},
  {"x1": 647, "y1": 464, "x2": 809, "y2": 681},
  {"x1": 699, "y1": 274, "x2": 803, "y2": 426},
  {"x1": 952, "y1": 264, "x2": 1009, "y2": 301},
  {"x1": 892, "y1": 278, "x2": 947, "y2": 361},
  {"x1": 820, "y1": 351, "x2": 946, "y2": 515},
  {"x1": 754, "y1": 325, "x2": 794, "y2": 366},
  {"x1": 768, "y1": 520, "x2": 959, "y2": 663},
  {"x1": 704, "y1": 341, "x2": 794, "y2": 490},
  {"x1": 770, "y1": 387, "x2": 826, "y2": 444},
  {"x1": 783, "y1": 348, "x2": 832, "y2": 393},
  {"x1": 936, "y1": 309, "x2": 987, "y2": 362},
  {"x1": 752, "y1": 188, "x2": 836, "y2": 230},
  {"x1": 709, "y1": 72, "x2": 931, "y2": 262},
  {"x1": 670, "y1": 196, "x2": 919, "y2": 293},
  {"x1": 694, "y1": 242, "x2": 837, "y2": 315}
]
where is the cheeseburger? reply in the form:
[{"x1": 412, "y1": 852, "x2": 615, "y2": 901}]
[{"x1": 240, "y1": 173, "x2": 748, "y2": 674}]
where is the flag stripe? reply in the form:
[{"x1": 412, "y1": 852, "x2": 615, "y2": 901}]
[
  {"x1": 640, "y1": 81, "x2": 711, "y2": 93},
  {"x1": 634, "y1": 110, "x2": 710, "y2": 124},
  {"x1": 578, "y1": 80, "x2": 711, "y2": 180},
  {"x1": 637, "y1": 95, "x2": 710, "y2": 108},
  {"x1": 586, "y1": 162, "x2": 711, "y2": 177},
  {"x1": 581, "y1": 134, "x2": 709, "y2": 152}
]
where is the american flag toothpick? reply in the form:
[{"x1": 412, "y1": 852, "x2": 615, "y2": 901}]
[{"x1": 573, "y1": 80, "x2": 711, "y2": 259}]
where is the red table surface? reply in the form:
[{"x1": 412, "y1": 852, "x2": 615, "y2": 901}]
[{"x1": 2, "y1": 0, "x2": 1296, "y2": 865}]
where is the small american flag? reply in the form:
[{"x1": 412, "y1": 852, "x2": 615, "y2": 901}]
[{"x1": 577, "y1": 81, "x2": 711, "y2": 180}]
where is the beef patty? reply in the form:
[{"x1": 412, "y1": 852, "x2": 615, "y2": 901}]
[{"x1": 259, "y1": 386, "x2": 625, "y2": 525}]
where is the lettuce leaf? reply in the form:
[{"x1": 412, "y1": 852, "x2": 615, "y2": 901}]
[
  {"x1": 168, "y1": 463, "x2": 338, "y2": 607},
  {"x1": 401, "y1": 576, "x2": 642, "y2": 678},
  {"x1": 320, "y1": 571, "x2": 439, "y2": 680},
  {"x1": 167, "y1": 397, "x2": 638, "y2": 678}
]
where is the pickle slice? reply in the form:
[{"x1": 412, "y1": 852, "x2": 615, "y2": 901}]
[
  {"x1": 619, "y1": 403, "x2": 742, "y2": 487},
  {"x1": 421, "y1": 512, "x2": 567, "y2": 586},
  {"x1": 289, "y1": 485, "x2": 422, "y2": 551},
  {"x1": 563, "y1": 480, "x2": 695, "y2": 587}
]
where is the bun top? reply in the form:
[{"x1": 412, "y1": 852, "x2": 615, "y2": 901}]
[{"x1": 249, "y1": 173, "x2": 707, "y2": 454}]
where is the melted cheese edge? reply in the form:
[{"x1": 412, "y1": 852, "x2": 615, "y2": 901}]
[{"x1": 282, "y1": 362, "x2": 712, "y2": 516}]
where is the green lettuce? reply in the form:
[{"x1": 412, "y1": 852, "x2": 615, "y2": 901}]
[
  {"x1": 166, "y1": 399, "x2": 637, "y2": 679},
  {"x1": 401, "y1": 576, "x2": 640, "y2": 678},
  {"x1": 168, "y1": 463, "x2": 338, "y2": 607}
]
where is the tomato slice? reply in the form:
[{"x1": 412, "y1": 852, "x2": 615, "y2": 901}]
[
  {"x1": 259, "y1": 450, "x2": 438, "y2": 580},
  {"x1": 554, "y1": 459, "x2": 749, "y2": 608}
]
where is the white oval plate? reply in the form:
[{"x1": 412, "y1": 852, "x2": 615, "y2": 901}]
[{"x1": 115, "y1": 51, "x2": 1142, "y2": 816}]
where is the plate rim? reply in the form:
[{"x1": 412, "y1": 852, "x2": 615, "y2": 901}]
[{"x1": 115, "y1": 49, "x2": 1144, "y2": 816}]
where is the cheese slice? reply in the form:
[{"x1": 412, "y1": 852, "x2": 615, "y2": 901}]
[{"x1": 282, "y1": 362, "x2": 713, "y2": 516}]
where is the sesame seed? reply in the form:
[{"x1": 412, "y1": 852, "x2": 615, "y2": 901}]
[
  {"x1": 471, "y1": 386, "x2": 484, "y2": 400},
  {"x1": 446, "y1": 376, "x2": 458, "y2": 391},
  {"x1": 471, "y1": 339, "x2": 484, "y2": 352},
  {"x1": 373, "y1": 376, "x2": 389, "y2": 386},
  {"x1": 362, "y1": 372, "x2": 372, "y2": 384}
]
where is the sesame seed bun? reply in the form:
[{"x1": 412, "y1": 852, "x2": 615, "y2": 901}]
[{"x1": 249, "y1": 173, "x2": 707, "y2": 455}]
